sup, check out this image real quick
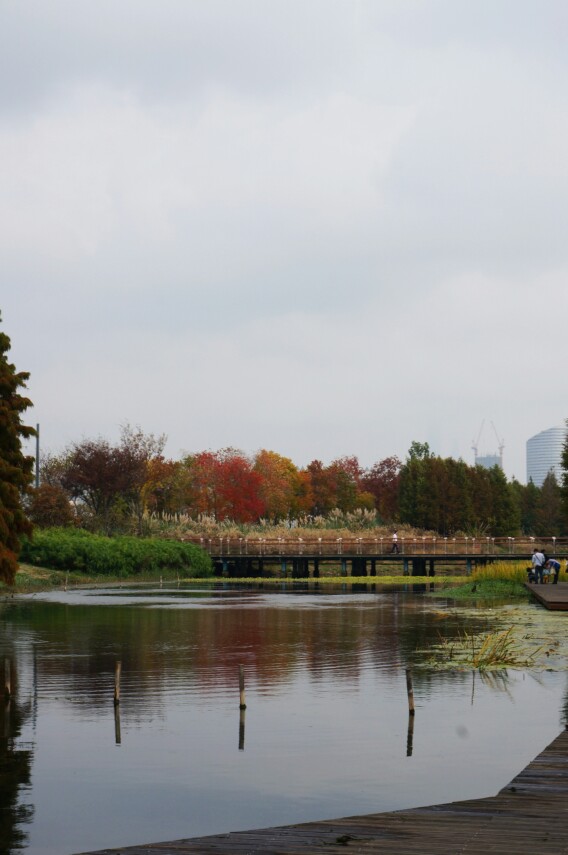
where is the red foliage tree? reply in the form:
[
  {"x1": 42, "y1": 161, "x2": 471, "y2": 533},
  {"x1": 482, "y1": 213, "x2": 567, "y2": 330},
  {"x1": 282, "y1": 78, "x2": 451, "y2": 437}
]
[
  {"x1": 184, "y1": 449, "x2": 265, "y2": 523},
  {"x1": 361, "y1": 456, "x2": 401, "y2": 522}
]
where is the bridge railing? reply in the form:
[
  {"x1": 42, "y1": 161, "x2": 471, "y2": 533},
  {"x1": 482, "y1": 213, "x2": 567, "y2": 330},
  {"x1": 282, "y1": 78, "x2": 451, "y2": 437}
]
[{"x1": 186, "y1": 536, "x2": 568, "y2": 558}]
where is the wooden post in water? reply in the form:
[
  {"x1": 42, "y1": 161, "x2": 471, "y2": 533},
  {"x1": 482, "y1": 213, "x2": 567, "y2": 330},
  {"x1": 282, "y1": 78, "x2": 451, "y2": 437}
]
[
  {"x1": 114, "y1": 661, "x2": 122, "y2": 707},
  {"x1": 238, "y1": 709, "x2": 245, "y2": 751},
  {"x1": 114, "y1": 704, "x2": 122, "y2": 745},
  {"x1": 4, "y1": 659, "x2": 11, "y2": 701},
  {"x1": 406, "y1": 710, "x2": 415, "y2": 757},
  {"x1": 405, "y1": 668, "x2": 415, "y2": 716},
  {"x1": 239, "y1": 664, "x2": 246, "y2": 710}
]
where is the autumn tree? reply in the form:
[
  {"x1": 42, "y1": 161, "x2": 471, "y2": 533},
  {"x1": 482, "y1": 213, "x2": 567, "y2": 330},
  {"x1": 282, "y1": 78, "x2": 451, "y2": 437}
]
[
  {"x1": 0, "y1": 315, "x2": 35, "y2": 584},
  {"x1": 142, "y1": 457, "x2": 184, "y2": 515},
  {"x1": 305, "y1": 460, "x2": 337, "y2": 516},
  {"x1": 118, "y1": 424, "x2": 166, "y2": 532},
  {"x1": 361, "y1": 456, "x2": 401, "y2": 521},
  {"x1": 182, "y1": 449, "x2": 265, "y2": 522},
  {"x1": 253, "y1": 450, "x2": 303, "y2": 522},
  {"x1": 58, "y1": 425, "x2": 166, "y2": 533},
  {"x1": 27, "y1": 483, "x2": 75, "y2": 528}
]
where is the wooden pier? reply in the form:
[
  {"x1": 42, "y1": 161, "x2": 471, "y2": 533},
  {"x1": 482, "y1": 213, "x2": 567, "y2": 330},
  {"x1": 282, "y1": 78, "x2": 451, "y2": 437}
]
[
  {"x1": 527, "y1": 581, "x2": 568, "y2": 611},
  {"x1": 79, "y1": 728, "x2": 568, "y2": 854}
]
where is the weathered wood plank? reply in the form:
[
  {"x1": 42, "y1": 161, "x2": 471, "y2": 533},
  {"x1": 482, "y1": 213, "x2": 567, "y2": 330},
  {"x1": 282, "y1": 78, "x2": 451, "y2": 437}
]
[
  {"x1": 77, "y1": 730, "x2": 568, "y2": 855},
  {"x1": 526, "y1": 581, "x2": 568, "y2": 610}
]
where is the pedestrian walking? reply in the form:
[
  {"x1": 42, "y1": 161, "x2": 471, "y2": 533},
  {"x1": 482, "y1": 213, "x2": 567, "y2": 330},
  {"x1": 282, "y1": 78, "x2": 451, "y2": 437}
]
[{"x1": 391, "y1": 531, "x2": 399, "y2": 554}]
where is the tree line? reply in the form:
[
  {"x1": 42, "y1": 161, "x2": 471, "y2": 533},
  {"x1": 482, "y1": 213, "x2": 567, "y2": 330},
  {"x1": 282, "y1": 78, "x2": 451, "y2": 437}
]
[{"x1": 29, "y1": 433, "x2": 568, "y2": 537}]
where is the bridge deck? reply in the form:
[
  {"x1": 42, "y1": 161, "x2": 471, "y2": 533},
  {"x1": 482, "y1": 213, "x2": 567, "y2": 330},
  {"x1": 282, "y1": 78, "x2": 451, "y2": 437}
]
[{"x1": 79, "y1": 728, "x2": 568, "y2": 854}]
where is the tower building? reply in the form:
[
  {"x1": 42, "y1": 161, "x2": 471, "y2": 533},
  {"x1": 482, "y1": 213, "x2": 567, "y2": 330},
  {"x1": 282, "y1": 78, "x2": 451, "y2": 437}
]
[{"x1": 526, "y1": 425, "x2": 567, "y2": 487}]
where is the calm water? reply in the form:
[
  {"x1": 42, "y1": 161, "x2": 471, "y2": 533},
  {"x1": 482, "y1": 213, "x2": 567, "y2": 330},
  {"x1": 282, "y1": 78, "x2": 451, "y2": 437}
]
[{"x1": 0, "y1": 583, "x2": 566, "y2": 855}]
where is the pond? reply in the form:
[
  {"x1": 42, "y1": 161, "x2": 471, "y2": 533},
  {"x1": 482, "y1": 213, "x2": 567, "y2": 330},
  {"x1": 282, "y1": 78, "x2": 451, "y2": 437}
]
[{"x1": 0, "y1": 582, "x2": 566, "y2": 855}]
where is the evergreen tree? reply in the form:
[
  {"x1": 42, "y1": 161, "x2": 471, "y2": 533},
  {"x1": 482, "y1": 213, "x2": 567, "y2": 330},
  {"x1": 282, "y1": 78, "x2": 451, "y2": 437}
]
[
  {"x1": 535, "y1": 471, "x2": 563, "y2": 536},
  {"x1": 0, "y1": 315, "x2": 35, "y2": 584},
  {"x1": 561, "y1": 418, "x2": 568, "y2": 529}
]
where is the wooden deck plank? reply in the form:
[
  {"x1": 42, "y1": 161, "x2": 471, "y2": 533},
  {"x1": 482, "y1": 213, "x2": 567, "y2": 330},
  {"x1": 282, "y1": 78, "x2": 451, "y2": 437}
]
[
  {"x1": 78, "y1": 730, "x2": 568, "y2": 855},
  {"x1": 526, "y1": 581, "x2": 568, "y2": 610}
]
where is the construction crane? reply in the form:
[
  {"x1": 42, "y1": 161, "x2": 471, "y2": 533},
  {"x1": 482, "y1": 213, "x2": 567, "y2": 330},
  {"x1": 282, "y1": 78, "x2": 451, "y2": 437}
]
[
  {"x1": 471, "y1": 420, "x2": 505, "y2": 468},
  {"x1": 471, "y1": 420, "x2": 485, "y2": 460},
  {"x1": 490, "y1": 421, "x2": 505, "y2": 466}
]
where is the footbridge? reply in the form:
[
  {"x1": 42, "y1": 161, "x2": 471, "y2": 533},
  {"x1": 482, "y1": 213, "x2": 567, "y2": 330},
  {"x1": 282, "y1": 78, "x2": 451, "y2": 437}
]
[{"x1": 187, "y1": 535, "x2": 568, "y2": 579}]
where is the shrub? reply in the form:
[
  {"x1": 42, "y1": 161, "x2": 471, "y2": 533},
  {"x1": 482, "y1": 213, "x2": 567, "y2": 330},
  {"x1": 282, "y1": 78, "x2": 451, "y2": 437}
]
[{"x1": 19, "y1": 528, "x2": 213, "y2": 578}]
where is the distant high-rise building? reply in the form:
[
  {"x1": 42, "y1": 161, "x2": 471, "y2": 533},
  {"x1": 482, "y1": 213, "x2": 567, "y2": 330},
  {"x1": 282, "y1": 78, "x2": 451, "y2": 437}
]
[
  {"x1": 472, "y1": 421, "x2": 504, "y2": 470},
  {"x1": 526, "y1": 425, "x2": 567, "y2": 487},
  {"x1": 476, "y1": 454, "x2": 502, "y2": 470}
]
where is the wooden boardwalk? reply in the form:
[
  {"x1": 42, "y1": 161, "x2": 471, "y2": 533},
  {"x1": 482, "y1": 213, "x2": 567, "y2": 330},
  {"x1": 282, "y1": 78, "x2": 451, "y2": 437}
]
[
  {"x1": 79, "y1": 729, "x2": 568, "y2": 854},
  {"x1": 527, "y1": 581, "x2": 568, "y2": 611}
]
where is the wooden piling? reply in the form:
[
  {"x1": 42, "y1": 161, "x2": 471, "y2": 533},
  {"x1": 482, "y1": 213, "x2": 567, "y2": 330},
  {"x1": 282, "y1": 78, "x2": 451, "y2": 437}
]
[
  {"x1": 4, "y1": 658, "x2": 10, "y2": 701},
  {"x1": 239, "y1": 664, "x2": 246, "y2": 710},
  {"x1": 114, "y1": 661, "x2": 122, "y2": 707},
  {"x1": 114, "y1": 704, "x2": 122, "y2": 745},
  {"x1": 238, "y1": 709, "x2": 245, "y2": 751},
  {"x1": 405, "y1": 667, "x2": 415, "y2": 716},
  {"x1": 406, "y1": 710, "x2": 415, "y2": 757}
]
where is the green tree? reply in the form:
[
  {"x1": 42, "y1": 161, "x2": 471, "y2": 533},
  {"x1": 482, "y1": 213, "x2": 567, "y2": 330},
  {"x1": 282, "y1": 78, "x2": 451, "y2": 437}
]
[
  {"x1": 534, "y1": 471, "x2": 563, "y2": 536},
  {"x1": 407, "y1": 440, "x2": 431, "y2": 461},
  {"x1": 0, "y1": 315, "x2": 35, "y2": 584},
  {"x1": 561, "y1": 418, "x2": 568, "y2": 529},
  {"x1": 510, "y1": 478, "x2": 539, "y2": 535}
]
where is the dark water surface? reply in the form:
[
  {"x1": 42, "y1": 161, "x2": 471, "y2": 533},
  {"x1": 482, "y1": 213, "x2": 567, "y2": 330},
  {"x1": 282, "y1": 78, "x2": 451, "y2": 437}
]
[{"x1": 0, "y1": 583, "x2": 565, "y2": 855}]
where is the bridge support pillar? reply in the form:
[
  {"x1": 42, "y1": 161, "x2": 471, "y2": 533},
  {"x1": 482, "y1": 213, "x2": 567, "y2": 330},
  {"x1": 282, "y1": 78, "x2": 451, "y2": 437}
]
[
  {"x1": 403, "y1": 558, "x2": 409, "y2": 575},
  {"x1": 341, "y1": 558, "x2": 347, "y2": 577},
  {"x1": 411, "y1": 558, "x2": 426, "y2": 576},
  {"x1": 466, "y1": 558, "x2": 472, "y2": 575},
  {"x1": 370, "y1": 559, "x2": 376, "y2": 577},
  {"x1": 222, "y1": 559, "x2": 229, "y2": 576},
  {"x1": 429, "y1": 559, "x2": 435, "y2": 577},
  {"x1": 313, "y1": 559, "x2": 320, "y2": 579},
  {"x1": 280, "y1": 559, "x2": 287, "y2": 577}
]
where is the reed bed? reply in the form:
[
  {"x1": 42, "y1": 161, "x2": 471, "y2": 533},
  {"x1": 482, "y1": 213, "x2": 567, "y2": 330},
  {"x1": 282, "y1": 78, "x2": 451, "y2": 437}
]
[{"x1": 423, "y1": 626, "x2": 554, "y2": 671}]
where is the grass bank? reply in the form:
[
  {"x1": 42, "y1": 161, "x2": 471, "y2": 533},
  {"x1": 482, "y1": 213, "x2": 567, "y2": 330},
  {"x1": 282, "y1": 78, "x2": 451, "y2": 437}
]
[
  {"x1": 432, "y1": 561, "x2": 529, "y2": 601},
  {"x1": 18, "y1": 527, "x2": 213, "y2": 579}
]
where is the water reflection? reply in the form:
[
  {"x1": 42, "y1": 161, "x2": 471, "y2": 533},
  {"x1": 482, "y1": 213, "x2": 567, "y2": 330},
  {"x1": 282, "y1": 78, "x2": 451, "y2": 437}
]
[
  {"x1": 1, "y1": 659, "x2": 35, "y2": 853},
  {"x1": 0, "y1": 586, "x2": 565, "y2": 855}
]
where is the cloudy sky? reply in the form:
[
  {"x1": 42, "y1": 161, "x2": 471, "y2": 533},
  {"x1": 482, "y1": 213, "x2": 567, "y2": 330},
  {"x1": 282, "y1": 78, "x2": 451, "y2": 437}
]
[{"x1": 2, "y1": 1, "x2": 567, "y2": 482}]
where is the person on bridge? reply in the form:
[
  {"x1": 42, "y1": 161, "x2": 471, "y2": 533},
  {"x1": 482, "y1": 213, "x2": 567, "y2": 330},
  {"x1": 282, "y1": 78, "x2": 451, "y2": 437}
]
[
  {"x1": 546, "y1": 558, "x2": 561, "y2": 585},
  {"x1": 532, "y1": 548, "x2": 546, "y2": 584},
  {"x1": 391, "y1": 531, "x2": 399, "y2": 554}
]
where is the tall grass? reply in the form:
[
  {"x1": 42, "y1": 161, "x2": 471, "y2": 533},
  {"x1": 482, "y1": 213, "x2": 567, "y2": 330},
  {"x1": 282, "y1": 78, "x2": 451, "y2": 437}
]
[
  {"x1": 425, "y1": 627, "x2": 551, "y2": 670},
  {"x1": 471, "y1": 561, "x2": 530, "y2": 584},
  {"x1": 19, "y1": 528, "x2": 213, "y2": 578}
]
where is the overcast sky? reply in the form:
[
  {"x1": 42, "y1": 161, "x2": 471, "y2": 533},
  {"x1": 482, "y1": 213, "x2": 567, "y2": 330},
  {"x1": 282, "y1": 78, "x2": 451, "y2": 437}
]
[{"x1": 2, "y1": 1, "x2": 567, "y2": 482}]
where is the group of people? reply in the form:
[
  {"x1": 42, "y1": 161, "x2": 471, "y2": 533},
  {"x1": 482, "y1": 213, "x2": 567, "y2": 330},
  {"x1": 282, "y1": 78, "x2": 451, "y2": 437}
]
[{"x1": 529, "y1": 549, "x2": 562, "y2": 584}]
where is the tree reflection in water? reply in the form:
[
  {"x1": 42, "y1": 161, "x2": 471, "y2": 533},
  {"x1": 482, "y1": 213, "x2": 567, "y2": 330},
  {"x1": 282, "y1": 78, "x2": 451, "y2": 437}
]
[{"x1": 0, "y1": 658, "x2": 34, "y2": 852}]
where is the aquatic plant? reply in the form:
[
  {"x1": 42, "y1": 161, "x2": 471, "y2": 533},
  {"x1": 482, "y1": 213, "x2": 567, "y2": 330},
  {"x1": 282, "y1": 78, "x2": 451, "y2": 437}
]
[{"x1": 423, "y1": 626, "x2": 554, "y2": 671}]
